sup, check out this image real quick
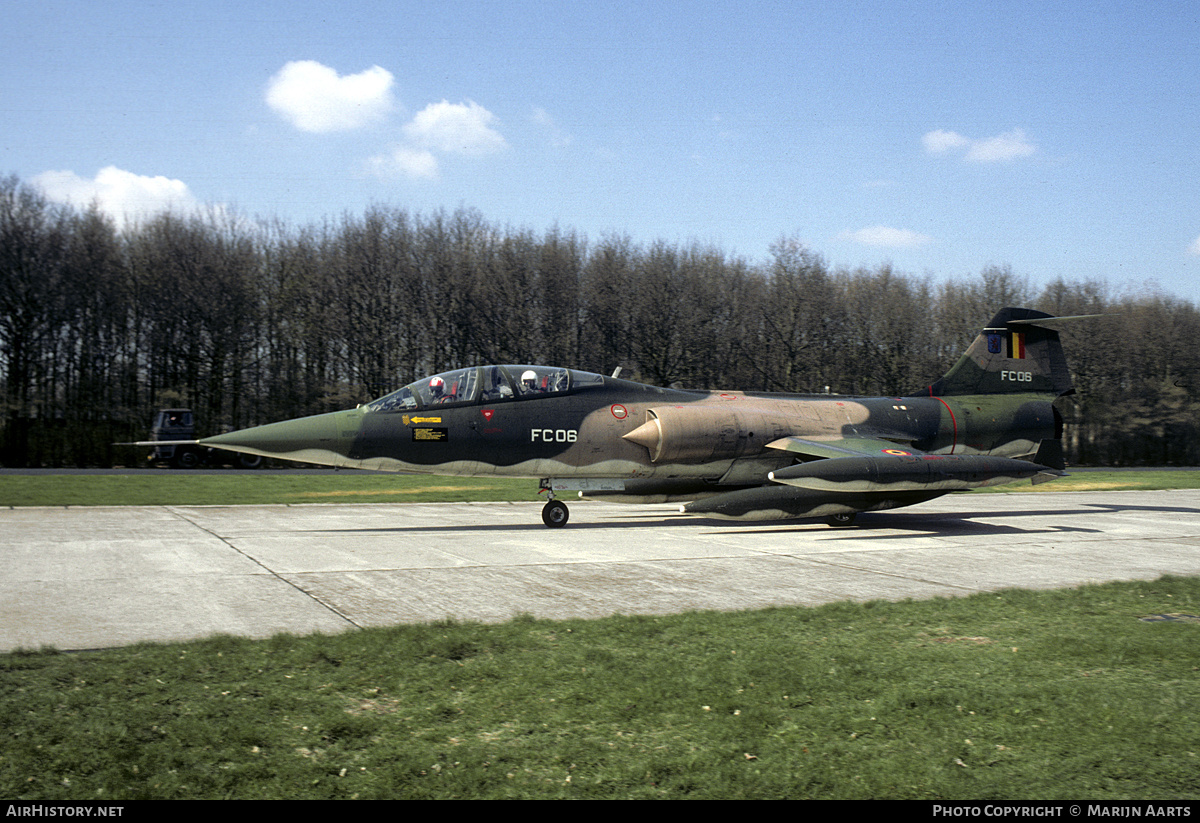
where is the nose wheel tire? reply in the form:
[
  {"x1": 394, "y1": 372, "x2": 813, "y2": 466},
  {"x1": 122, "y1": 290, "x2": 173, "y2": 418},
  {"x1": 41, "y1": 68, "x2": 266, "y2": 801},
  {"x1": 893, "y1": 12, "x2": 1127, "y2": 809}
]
[
  {"x1": 825, "y1": 512, "x2": 857, "y2": 527},
  {"x1": 542, "y1": 499, "x2": 570, "y2": 528}
]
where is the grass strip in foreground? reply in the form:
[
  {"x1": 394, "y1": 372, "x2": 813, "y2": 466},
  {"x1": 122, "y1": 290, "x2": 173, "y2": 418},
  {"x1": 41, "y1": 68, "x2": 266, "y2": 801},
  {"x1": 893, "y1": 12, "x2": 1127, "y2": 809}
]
[{"x1": 3, "y1": 576, "x2": 1198, "y2": 799}]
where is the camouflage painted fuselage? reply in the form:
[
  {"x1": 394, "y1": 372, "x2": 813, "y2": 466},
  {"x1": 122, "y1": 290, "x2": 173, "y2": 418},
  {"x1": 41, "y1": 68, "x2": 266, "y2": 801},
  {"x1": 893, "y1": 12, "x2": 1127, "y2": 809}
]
[
  {"x1": 201, "y1": 307, "x2": 1078, "y2": 523},
  {"x1": 343, "y1": 381, "x2": 1056, "y2": 481}
]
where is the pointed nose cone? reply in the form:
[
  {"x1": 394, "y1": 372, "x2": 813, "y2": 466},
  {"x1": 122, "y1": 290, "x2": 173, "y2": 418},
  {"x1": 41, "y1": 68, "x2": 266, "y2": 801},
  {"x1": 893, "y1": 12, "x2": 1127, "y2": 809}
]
[
  {"x1": 201, "y1": 409, "x2": 363, "y2": 468},
  {"x1": 622, "y1": 418, "x2": 663, "y2": 461}
]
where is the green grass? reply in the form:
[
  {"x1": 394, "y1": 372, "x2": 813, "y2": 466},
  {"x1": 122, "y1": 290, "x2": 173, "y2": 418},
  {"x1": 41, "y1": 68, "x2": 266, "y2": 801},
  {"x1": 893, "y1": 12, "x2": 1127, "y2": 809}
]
[
  {"x1": 0, "y1": 473, "x2": 535, "y2": 507},
  {"x1": 2, "y1": 577, "x2": 1198, "y2": 800},
  {"x1": 975, "y1": 470, "x2": 1200, "y2": 494},
  {"x1": 2, "y1": 469, "x2": 1198, "y2": 798},
  {"x1": 2, "y1": 469, "x2": 1199, "y2": 508}
]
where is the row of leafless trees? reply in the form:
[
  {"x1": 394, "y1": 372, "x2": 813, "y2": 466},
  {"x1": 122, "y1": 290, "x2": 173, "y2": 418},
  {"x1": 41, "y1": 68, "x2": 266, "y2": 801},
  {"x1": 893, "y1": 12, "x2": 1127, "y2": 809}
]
[{"x1": 3, "y1": 172, "x2": 1198, "y2": 467}]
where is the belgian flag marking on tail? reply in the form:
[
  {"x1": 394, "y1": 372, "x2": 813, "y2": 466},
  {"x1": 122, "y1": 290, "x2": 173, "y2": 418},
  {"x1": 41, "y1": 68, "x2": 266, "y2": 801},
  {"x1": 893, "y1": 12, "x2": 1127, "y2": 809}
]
[
  {"x1": 923, "y1": 308, "x2": 1084, "y2": 398},
  {"x1": 1010, "y1": 331, "x2": 1026, "y2": 359}
]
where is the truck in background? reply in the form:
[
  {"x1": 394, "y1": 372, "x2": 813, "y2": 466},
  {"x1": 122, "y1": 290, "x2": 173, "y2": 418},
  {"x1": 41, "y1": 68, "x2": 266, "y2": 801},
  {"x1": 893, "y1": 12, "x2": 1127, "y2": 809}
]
[{"x1": 149, "y1": 409, "x2": 263, "y2": 469}]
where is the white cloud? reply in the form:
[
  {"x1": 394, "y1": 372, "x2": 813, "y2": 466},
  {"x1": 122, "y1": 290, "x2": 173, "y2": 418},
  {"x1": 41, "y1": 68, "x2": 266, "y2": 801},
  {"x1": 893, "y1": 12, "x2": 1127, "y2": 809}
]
[
  {"x1": 1189, "y1": 235, "x2": 1200, "y2": 255},
  {"x1": 366, "y1": 146, "x2": 440, "y2": 180},
  {"x1": 403, "y1": 100, "x2": 507, "y2": 155},
  {"x1": 922, "y1": 129, "x2": 971, "y2": 154},
  {"x1": 266, "y1": 60, "x2": 395, "y2": 133},
  {"x1": 838, "y1": 226, "x2": 934, "y2": 249},
  {"x1": 263, "y1": 59, "x2": 506, "y2": 180},
  {"x1": 965, "y1": 129, "x2": 1036, "y2": 162},
  {"x1": 532, "y1": 106, "x2": 572, "y2": 148},
  {"x1": 32, "y1": 166, "x2": 200, "y2": 228},
  {"x1": 922, "y1": 128, "x2": 1036, "y2": 162},
  {"x1": 367, "y1": 100, "x2": 507, "y2": 180}
]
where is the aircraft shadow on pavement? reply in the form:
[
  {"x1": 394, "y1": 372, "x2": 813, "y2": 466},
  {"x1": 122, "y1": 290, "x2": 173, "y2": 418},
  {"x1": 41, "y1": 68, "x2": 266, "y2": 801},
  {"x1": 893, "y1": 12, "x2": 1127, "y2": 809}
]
[
  {"x1": 698, "y1": 498, "x2": 1200, "y2": 538},
  {"x1": 829, "y1": 513, "x2": 1102, "y2": 539},
  {"x1": 300, "y1": 496, "x2": 1200, "y2": 542},
  {"x1": 704, "y1": 511, "x2": 1107, "y2": 538},
  {"x1": 300, "y1": 498, "x2": 1200, "y2": 537},
  {"x1": 306, "y1": 512, "x2": 710, "y2": 535},
  {"x1": 734, "y1": 499, "x2": 1200, "y2": 539},
  {"x1": 1079, "y1": 502, "x2": 1200, "y2": 516}
]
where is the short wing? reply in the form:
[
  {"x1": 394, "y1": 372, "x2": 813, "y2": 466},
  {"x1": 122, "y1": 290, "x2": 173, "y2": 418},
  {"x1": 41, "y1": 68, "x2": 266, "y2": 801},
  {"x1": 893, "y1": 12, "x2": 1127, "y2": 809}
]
[{"x1": 765, "y1": 434, "x2": 923, "y2": 460}]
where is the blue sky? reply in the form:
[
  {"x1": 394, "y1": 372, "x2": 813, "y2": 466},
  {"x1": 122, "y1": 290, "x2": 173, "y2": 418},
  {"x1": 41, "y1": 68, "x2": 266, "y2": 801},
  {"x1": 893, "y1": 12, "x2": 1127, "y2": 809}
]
[{"x1": 5, "y1": 0, "x2": 1199, "y2": 303}]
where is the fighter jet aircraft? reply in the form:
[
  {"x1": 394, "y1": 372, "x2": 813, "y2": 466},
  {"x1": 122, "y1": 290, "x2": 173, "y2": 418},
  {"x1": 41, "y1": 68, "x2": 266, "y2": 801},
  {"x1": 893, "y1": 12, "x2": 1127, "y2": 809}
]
[{"x1": 191, "y1": 307, "x2": 1091, "y2": 527}]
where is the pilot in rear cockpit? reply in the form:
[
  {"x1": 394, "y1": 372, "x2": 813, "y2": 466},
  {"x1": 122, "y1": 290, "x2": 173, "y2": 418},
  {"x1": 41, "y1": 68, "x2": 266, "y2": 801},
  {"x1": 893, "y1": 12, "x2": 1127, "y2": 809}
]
[{"x1": 520, "y1": 370, "x2": 541, "y2": 394}]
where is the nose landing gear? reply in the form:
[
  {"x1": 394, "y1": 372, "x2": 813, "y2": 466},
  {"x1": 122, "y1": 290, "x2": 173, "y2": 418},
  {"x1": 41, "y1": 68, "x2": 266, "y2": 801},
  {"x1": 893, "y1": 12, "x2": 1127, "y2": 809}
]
[
  {"x1": 538, "y1": 479, "x2": 570, "y2": 527},
  {"x1": 542, "y1": 498, "x2": 570, "y2": 528}
]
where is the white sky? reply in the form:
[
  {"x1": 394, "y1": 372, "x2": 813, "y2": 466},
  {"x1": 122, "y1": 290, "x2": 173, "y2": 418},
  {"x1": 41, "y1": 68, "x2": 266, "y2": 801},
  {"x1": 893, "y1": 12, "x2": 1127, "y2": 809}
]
[{"x1": 5, "y1": 0, "x2": 1199, "y2": 302}]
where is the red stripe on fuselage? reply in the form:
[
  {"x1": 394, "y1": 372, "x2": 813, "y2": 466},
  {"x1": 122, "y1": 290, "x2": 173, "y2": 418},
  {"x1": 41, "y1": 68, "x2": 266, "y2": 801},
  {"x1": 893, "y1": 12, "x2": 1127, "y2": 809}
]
[{"x1": 932, "y1": 393, "x2": 958, "y2": 454}]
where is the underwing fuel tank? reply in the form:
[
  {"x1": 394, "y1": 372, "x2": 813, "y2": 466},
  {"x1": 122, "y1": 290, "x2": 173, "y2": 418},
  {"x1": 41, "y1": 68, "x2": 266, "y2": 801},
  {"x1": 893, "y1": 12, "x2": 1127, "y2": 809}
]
[
  {"x1": 767, "y1": 453, "x2": 1056, "y2": 492},
  {"x1": 681, "y1": 485, "x2": 946, "y2": 521},
  {"x1": 682, "y1": 453, "x2": 1061, "y2": 521}
]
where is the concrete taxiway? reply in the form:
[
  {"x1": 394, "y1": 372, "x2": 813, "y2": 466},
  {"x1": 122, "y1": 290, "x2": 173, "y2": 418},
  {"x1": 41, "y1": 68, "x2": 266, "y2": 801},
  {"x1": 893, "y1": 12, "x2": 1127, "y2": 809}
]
[{"x1": 2, "y1": 490, "x2": 1199, "y2": 652}]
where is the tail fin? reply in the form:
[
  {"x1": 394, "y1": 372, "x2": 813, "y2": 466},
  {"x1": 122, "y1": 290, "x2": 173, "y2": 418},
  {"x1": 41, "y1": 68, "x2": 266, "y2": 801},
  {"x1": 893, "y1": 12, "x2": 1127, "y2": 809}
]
[{"x1": 924, "y1": 307, "x2": 1074, "y2": 398}]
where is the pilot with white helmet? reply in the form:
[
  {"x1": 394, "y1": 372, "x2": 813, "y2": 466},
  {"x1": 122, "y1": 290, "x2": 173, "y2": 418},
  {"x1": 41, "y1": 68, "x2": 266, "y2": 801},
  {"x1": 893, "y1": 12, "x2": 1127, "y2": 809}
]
[{"x1": 520, "y1": 370, "x2": 541, "y2": 394}]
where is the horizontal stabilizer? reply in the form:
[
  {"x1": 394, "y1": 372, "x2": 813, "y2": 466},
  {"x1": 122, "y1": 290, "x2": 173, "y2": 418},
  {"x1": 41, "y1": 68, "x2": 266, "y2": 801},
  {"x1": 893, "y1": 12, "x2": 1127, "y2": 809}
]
[{"x1": 1008, "y1": 313, "x2": 1110, "y2": 329}]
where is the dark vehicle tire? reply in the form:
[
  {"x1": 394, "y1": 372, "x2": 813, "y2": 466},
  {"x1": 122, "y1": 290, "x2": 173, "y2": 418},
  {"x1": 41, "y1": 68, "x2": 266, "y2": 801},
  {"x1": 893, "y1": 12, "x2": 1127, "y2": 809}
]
[
  {"x1": 237, "y1": 454, "x2": 263, "y2": 469},
  {"x1": 174, "y1": 448, "x2": 201, "y2": 469},
  {"x1": 826, "y1": 512, "x2": 856, "y2": 527},
  {"x1": 542, "y1": 499, "x2": 570, "y2": 528}
]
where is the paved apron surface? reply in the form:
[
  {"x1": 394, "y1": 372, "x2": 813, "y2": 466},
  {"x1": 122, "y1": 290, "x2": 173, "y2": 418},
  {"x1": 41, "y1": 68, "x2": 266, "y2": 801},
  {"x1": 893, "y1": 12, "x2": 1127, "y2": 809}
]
[{"x1": 3, "y1": 490, "x2": 1198, "y2": 651}]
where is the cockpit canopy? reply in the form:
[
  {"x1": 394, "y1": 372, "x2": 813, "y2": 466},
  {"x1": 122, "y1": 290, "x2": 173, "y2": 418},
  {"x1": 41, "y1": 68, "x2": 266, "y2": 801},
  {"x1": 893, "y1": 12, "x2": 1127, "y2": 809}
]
[{"x1": 367, "y1": 365, "x2": 604, "y2": 412}]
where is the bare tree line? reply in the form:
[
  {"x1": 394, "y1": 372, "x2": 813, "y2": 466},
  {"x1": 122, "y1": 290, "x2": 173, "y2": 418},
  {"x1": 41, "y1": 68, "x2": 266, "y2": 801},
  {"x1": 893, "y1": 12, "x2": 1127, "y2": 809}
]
[{"x1": 2, "y1": 173, "x2": 1198, "y2": 467}]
